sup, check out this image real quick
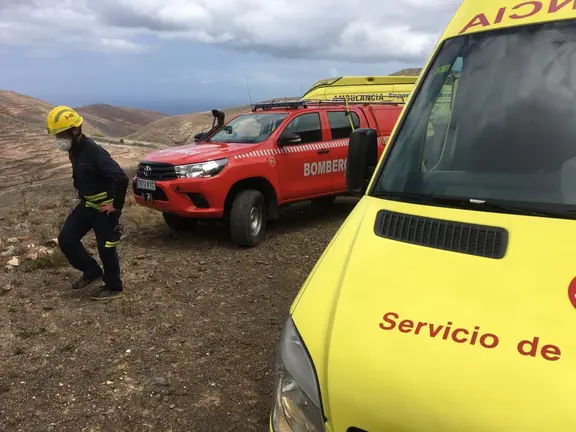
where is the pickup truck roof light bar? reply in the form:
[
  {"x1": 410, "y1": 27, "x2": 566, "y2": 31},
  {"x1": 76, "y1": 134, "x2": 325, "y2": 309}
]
[
  {"x1": 250, "y1": 99, "x2": 405, "y2": 112},
  {"x1": 301, "y1": 98, "x2": 405, "y2": 106},
  {"x1": 251, "y1": 101, "x2": 306, "y2": 112}
]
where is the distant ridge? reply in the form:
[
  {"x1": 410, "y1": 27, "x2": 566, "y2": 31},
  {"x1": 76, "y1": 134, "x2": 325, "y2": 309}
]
[
  {"x1": 75, "y1": 104, "x2": 168, "y2": 137},
  {"x1": 390, "y1": 68, "x2": 423, "y2": 76},
  {"x1": 125, "y1": 97, "x2": 302, "y2": 145},
  {"x1": 0, "y1": 90, "x2": 169, "y2": 138}
]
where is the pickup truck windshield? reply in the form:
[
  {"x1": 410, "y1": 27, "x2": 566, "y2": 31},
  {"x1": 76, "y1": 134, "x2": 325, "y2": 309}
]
[
  {"x1": 207, "y1": 113, "x2": 288, "y2": 144},
  {"x1": 373, "y1": 20, "x2": 576, "y2": 216}
]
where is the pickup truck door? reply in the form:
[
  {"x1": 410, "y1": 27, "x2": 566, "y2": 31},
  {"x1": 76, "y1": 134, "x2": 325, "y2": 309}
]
[
  {"x1": 325, "y1": 109, "x2": 362, "y2": 192},
  {"x1": 275, "y1": 111, "x2": 333, "y2": 201}
]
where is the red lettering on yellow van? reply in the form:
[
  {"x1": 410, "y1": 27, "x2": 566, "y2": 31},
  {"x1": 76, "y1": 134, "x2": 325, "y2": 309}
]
[
  {"x1": 548, "y1": 0, "x2": 576, "y2": 13},
  {"x1": 451, "y1": 328, "x2": 469, "y2": 343},
  {"x1": 510, "y1": 1, "x2": 543, "y2": 19},
  {"x1": 459, "y1": 13, "x2": 490, "y2": 34},
  {"x1": 494, "y1": 7, "x2": 507, "y2": 23},
  {"x1": 459, "y1": 0, "x2": 576, "y2": 34},
  {"x1": 379, "y1": 312, "x2": 398, "y2": 330}
]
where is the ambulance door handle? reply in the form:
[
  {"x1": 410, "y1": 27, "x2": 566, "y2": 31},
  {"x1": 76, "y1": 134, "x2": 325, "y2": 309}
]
[{"x1": 317, "y1": 149, "x2": 330, "y2": 155}]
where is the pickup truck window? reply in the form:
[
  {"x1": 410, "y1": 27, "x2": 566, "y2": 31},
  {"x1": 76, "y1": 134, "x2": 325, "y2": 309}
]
[
  {"x1": 208, "y1": 113, "x2": 288, "y2": 144},
  {"x1": 327, "y1": 111, "x2": 360, "y2": 139},
  {"x1": 280, "y1": 112, "x2": 322, "y2": 144},
  {"x1": 372, "y1": 19, "x2": 576, "y2": 216}
]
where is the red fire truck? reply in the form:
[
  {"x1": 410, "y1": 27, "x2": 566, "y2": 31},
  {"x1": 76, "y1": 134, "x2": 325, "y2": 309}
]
[{"x1": 132, "y1": 100, "x2": 404, "y2": 246}]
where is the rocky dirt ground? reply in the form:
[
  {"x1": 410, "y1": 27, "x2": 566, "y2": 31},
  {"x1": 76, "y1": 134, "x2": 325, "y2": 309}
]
[{"x1": 0, "y1": 173, "x2": 357, "y2": 431}]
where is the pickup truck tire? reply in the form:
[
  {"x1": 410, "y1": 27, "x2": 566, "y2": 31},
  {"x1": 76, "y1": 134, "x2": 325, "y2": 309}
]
[
  {"x1": 162, "y1": 212, "x2": 198, "y2": 230},
  {"x1": 229, "y1": 189, "x2": 267, "y2": 247},
  {"x1": 312, "y1": 195, "x2": 337, "y2": 207}
]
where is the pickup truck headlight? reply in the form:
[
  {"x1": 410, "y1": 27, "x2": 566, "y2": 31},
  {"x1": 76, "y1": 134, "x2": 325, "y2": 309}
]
[
  {"x1": 174, "y1": 158, "x2": 228, "y2": 179},
  {"x1": 272, "y1": 316, "x2": 325, "y2": 432}
]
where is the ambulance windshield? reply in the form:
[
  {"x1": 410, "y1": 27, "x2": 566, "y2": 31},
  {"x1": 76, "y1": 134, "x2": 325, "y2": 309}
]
[
  {"x1": 373, "y1": 20, "x2": 576, "y2": 215},
  {"x1": 208, "y1": 113, "x2": 288, "y2": 143}
]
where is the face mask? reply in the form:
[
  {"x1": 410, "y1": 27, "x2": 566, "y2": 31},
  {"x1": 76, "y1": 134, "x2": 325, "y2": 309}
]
[{"x1": 55, "y1": 139, "x2": 72, "y2": 151}]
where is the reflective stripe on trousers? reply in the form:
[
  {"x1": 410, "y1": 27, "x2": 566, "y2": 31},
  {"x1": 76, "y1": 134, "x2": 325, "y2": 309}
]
[{"x1": 58, "y1": 202, "x2": 123, "y2": 290}]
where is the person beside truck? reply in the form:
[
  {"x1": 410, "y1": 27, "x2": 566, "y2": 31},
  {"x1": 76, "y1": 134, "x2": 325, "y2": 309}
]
[
  {"x1": 46, "y1": 106, "x2": 129, "y2": 301},
  {"x1": 269, "y1": 0, "x2": 576, "y2": 430}
]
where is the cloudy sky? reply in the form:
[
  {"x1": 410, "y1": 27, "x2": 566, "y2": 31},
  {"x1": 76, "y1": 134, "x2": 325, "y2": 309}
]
[{"x1": 0, "y1": 0, "x2": 462, "y2": 114}]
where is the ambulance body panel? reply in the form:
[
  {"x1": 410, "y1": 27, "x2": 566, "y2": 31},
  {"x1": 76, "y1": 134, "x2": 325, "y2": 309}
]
[{"x1": 270, "y1": 0, "x2": 576, "y2": 430}]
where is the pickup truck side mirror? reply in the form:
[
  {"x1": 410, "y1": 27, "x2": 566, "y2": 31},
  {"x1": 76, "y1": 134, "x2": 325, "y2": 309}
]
[
  {"x1": 278, "y1": 133, "x2": 302, "y2": 146},
  {"x1": 346, "y1": 128, "x2": 378, "y2": 196},
  {"x1": 194, "y1": 132, "x2": 208, "y2": 141}
]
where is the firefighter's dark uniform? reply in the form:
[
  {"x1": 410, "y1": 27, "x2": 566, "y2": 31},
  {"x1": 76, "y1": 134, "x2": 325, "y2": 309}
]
[{"x1": 57, "y1": 134, "x2": 129, "y2": 293}]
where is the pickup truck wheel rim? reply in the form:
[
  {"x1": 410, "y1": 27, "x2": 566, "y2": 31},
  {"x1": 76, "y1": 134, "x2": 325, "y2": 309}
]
[{"x1": 249, "y1": 205, "x2": 262, "y2": 236}]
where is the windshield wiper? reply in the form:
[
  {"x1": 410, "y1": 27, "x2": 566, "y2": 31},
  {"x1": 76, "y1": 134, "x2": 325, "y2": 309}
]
[
  {"x1": 465, "y1": 199, "x2": 567, "y2": 218},
  {"x1": 373, "y1": 191, "x2": 471, "y2": 207},
  {"x1": 373, "y1": 191, "x2": 576, "y2": 219}
]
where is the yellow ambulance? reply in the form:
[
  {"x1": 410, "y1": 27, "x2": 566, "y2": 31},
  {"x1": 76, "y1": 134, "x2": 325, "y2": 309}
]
[
  {"x1": 302, "y1": 75, "x2": 420, "y2": 103},
  {"x1": 270, "y1": 0, "x2": 576, "y2": 431},
  {"x1": 301, "y1": 75, "x2": 454, "y2": 138}
]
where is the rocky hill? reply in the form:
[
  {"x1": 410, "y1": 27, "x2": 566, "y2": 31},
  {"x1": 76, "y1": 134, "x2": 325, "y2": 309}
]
[
  {"x1": 75, "y1": 104, "x2": 167, "y2": 137},
  {"x1": 390, "y1": 68, "x2": 423, "y2": 76},
  {"x1": 0, "y1": 91, "x2": 100, "y2": 137},
  {"x1": 0, "y1": 90, "x2": 167, "y2": 138},
  {"x1": 0, "y1": 96, "x2": 168, "y2": 197},
  {"x1": 125, "y1": 105, "x2": 254, "y2": 146}
]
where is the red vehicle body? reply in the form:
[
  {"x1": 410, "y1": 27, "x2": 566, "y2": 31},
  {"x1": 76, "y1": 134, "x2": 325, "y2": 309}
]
[{"x1": 132, "y1": 100, "x2": 404, "y2": 246}]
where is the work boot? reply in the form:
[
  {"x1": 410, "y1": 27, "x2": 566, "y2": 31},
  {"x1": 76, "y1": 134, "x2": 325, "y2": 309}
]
[
  {"x1": 71, "y1": 274, "x2": 102, "y2": 291},
  {"x1": 90, "y1": 286, "x2": 124, "y2": 301}
]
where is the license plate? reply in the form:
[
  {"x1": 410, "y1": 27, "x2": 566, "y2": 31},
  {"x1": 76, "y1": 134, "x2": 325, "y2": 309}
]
[{"x1": 137, "y1": 179, "x2": 156, "y2": 191}]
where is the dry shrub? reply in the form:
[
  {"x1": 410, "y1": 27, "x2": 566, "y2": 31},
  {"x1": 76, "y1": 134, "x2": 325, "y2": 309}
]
[
  {"x1": 9, "y1": 242, "x2": 27, "y2": 257},
  {"x1": 124, "y1": 202, "x2": 160, "y2": 229},
  {"x1": 33, "y1": 223, "x2": 58, "y2": 243},
  {"x1": 22, "y1": 250, "x2": 67, "y2": 271}
]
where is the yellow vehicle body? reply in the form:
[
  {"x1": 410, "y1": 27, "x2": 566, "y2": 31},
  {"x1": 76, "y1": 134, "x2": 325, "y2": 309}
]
[
  {"x1": 302, "y1": 76, "x2": 420, "y2": 103},
  {"x1": 302, "y1": 75, "x2": 453, "y2": 137},
  {"x1": 270, "y1": 0, "x2": 576, "y2": 431}
]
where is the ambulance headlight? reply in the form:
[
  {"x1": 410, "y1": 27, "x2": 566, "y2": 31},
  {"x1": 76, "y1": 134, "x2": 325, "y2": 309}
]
[
  {"x1": 174, "y1": 158, "x2": 228, "y2": 178},
  {"x1": 272, "y1": 316, "x2": 325, "y2": 432}
]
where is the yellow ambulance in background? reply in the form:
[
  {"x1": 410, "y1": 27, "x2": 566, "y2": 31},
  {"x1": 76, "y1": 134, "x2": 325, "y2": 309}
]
[
  {"x1": 302, "y1": 75, "x2": 420, "y2": 103},
  {"x1": 301, "y1": 75, "x2": 455, "y2": 139},
  {"x1": 270, "y1": 0, "x2": 576, "y2": 431}
]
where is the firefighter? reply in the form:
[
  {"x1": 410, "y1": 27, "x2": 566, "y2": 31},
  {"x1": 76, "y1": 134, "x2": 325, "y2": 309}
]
[{"x1": 46, "y1": 106, "x2": 129, "y2": 300}]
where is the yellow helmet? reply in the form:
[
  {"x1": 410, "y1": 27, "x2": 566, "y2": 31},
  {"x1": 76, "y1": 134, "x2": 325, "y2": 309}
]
[{"x1": 46, "y1": 106, "x2": 83, "y2": 135}]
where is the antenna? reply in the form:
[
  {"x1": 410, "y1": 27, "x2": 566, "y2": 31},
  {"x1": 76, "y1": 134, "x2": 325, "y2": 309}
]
[{"x1": 245, "y1": 75, "x2": 253, "y2": 104}]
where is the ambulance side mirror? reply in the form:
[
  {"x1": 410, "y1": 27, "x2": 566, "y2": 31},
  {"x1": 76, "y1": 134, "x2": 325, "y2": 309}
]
[
  {"x1": 278, "y1": 133, "x2": 302, "y2": 146},
  {"x1": 346, "y1": 128, "x2": 378, "y2": 196}
]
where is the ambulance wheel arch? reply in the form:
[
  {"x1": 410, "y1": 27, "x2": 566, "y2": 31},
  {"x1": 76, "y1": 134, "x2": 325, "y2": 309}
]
[{"x1": 224, "y1": 177, "x2": 279, "y2": 247}]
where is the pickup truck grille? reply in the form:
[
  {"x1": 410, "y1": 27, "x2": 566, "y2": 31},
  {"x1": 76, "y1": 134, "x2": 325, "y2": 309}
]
[
  {"x1": 373, "y1": 209, "x2": 508, "y2": 259},
  {"x1": 136, "y1": 161, "x2": 177, "y2": 180}
]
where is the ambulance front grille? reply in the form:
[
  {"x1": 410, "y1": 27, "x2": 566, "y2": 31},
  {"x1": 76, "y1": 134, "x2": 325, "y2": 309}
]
[{"x1": 373, "y1": 210, "x2": 508, "y2": 259}]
